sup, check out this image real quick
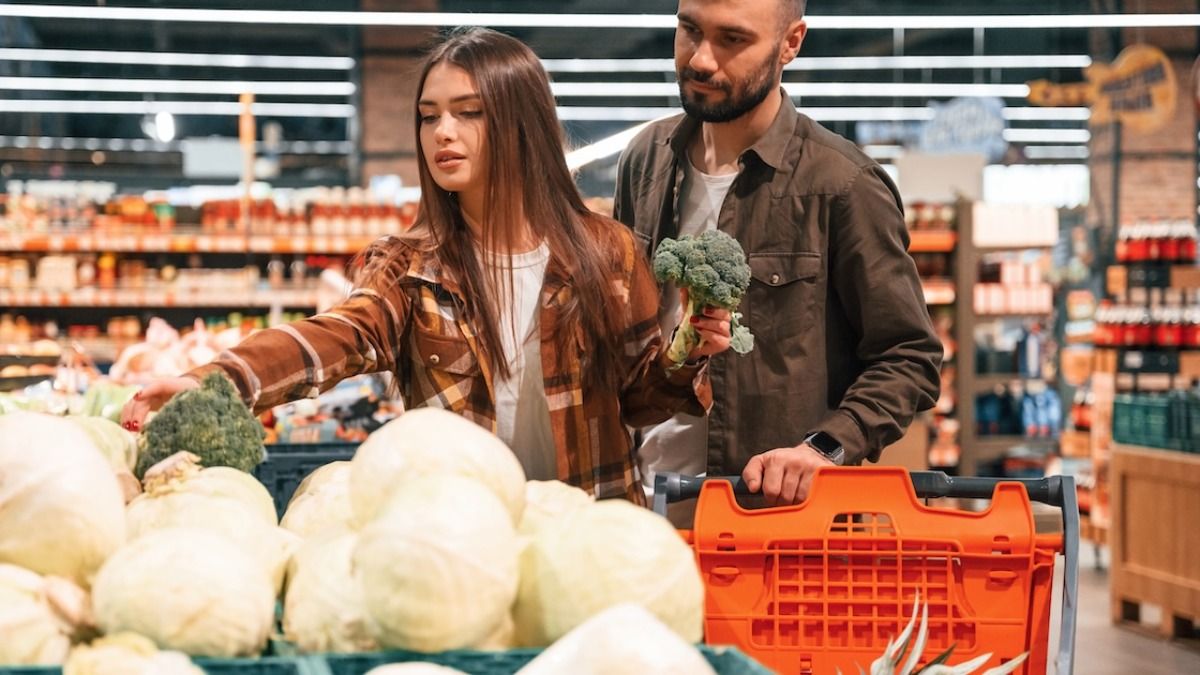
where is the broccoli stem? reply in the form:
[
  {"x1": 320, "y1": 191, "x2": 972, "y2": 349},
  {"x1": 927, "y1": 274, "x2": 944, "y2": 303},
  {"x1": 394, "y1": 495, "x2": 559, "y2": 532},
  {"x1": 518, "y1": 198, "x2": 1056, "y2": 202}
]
[{"x1": 667, "y1": 296, "x2": 703, "y2": 365}]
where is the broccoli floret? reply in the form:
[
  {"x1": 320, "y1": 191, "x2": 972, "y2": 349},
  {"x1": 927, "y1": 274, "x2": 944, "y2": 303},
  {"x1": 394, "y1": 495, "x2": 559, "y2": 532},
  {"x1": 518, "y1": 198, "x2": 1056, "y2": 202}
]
[
  {"x1": 137, "y1": 372, "x2": 265, "y2": 478},
  {"x1": 652, "y1": 229, "x2": 755, "y2": 366}
]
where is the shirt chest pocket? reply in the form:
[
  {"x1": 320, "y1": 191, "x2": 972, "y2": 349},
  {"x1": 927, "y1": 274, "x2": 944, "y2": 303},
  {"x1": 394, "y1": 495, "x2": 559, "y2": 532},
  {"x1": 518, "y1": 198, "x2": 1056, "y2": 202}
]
[
  {"x1": 746, "y1": 252, "x2": 822, "y2": 337},
  {"x1": 412, "y1": 328, "x2": 481, "y2": 376}
]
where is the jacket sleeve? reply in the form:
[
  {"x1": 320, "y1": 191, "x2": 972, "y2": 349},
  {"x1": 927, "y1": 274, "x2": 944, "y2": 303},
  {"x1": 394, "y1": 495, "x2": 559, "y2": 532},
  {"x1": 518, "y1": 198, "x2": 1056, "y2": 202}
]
[
  {"x1": 813, "y1": 166, "x2": 943, "y2": 463},
  {"x1": 616, "y1": 232, "x2": 713, "y2": 428},
  {"x1": 188, "y1": 238, "x2": 413, "y2": 415}
]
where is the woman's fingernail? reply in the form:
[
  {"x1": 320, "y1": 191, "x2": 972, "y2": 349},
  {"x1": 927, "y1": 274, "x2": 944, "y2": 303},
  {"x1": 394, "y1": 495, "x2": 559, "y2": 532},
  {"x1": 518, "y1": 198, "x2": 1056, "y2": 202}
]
[{"x1": 690, "y1": 316, "x2": 700, "y2": 324}]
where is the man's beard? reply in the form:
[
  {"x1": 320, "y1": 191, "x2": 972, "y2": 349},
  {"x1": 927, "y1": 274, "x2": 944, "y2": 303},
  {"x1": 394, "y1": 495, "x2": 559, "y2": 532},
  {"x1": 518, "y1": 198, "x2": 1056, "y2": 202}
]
[{"x1": 678, "y1": 50, "x2": 781, "y2": 123}]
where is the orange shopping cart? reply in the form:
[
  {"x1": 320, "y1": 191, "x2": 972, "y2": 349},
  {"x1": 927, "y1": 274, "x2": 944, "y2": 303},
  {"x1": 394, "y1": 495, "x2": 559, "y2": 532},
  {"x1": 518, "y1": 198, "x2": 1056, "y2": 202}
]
[{"x1": 653, "y1": 467, "x2": 1078, "y2": 675}]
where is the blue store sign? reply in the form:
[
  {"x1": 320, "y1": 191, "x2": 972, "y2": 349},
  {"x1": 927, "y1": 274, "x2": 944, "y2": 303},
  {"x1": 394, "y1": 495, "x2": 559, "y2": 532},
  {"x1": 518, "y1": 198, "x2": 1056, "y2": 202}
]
[{"x1": 918, "y1": 97, "x2": 1008, "y2": 162}]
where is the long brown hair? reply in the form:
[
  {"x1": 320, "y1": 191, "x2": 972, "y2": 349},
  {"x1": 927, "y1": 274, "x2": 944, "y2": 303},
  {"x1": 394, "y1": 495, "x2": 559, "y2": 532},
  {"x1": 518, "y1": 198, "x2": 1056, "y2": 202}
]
[{"x1": 408, "y1": 27, "x2": 625, "y2": 391}]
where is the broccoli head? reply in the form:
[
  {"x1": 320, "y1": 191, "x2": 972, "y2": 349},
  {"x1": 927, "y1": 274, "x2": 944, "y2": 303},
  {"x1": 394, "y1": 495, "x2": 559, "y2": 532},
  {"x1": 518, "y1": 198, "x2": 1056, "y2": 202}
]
[
  {"x1": 652, "y1": 230, "x2": 755, "y2": 366},
  {"x1": 137, "y1": 371, "x2": 265, "y2": 478}
]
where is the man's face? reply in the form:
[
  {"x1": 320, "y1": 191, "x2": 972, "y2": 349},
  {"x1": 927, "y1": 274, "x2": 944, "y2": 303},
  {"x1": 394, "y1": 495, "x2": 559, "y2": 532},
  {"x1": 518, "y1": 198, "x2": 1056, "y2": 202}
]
[{"x1": 675, "y1": 0, "x2": 787, "y2": 123}]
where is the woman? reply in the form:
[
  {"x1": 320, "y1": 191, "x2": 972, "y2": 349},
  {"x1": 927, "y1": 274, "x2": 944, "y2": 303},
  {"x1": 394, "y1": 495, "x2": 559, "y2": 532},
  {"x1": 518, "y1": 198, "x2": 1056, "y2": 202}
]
[{"x1": 121, "y1": 27, "x2": 731, "y2": 504}]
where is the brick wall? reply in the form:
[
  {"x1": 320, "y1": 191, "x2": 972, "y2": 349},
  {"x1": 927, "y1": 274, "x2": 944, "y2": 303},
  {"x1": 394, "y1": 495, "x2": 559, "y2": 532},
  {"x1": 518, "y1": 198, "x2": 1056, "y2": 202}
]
[
  {"x1": 358, "y1": 0, "x2": 439, "y2": 188},
  {"x1": 1088, "y1": 4, "x2": 1199, "y2": 226}
]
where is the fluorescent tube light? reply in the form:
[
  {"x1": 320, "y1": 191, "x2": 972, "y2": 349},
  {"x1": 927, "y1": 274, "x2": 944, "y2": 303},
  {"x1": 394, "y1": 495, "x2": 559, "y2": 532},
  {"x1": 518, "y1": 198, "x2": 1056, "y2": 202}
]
[
  {"x1": 557, "y1": 106, "x2": 1091, "y2": 122},
  {"x1": 0, "y1": 100, "x2": 355, "y2": 117},
  {"x1": 0, "y1": 76, "x2": 353, "y2": 96},
  {"x1": 1024, "y1": 145, "x2": 1090, "y2": 159},
  {"x1": 0, "y1": 6, "x2": 1196, "y2": 30},
  {"x1": 542, "y1": 55, "x2": 1092, "y2": 73},
  {"x1": 1003, "y1": 128, "x2": 1091, "y2": 143},
  {"x1": 0, "y1": 135, "x2": 354, "y2": 154},
  {"x1": 0, "y1": 47, "x2": 354, "y2": 70},
  {"x1": 550, "y1": 81, "x2": 1029, "y2": 98},
  {"x1": 566, "y1": 120, "x2": 664, "y2": 170}
]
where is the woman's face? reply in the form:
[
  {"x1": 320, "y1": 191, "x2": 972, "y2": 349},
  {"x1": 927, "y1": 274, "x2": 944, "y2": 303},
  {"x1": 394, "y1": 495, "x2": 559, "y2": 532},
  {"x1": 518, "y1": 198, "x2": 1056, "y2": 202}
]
[{"x1": 418, "y1": 63, "x2": 487, "y2": 200}]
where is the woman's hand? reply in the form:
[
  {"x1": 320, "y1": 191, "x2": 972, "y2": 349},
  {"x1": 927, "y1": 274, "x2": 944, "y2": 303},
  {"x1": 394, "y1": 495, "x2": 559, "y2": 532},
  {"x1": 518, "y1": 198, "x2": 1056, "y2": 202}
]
[
  {"x1": 682, "y1": 288, "x2": 733, "y2": 361},
  {"x1": 119, "y1": 377, "x2": 200, "y2": 432}
]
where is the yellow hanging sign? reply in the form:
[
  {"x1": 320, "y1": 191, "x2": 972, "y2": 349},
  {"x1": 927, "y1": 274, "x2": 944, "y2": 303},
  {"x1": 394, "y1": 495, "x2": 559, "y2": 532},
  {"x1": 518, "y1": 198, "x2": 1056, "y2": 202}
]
[{"x1": 1028, "y1": 44, "x2": 1177, "y2": 133}]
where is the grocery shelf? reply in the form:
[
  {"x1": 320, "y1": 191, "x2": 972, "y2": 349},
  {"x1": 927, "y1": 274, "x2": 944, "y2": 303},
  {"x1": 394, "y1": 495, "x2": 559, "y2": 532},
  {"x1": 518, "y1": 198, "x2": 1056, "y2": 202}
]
[
  {"x1": 0, "y1": 232, "x2": 376, "y2": 255},
  {"x1": 920, "y1": 279, "x2": 956, "y2": 305},
  {"x1": 0, "y1": 374, "x2": 53, "y2": 391},
  {"x1": 975, "y1": 311, "x2": 1054, "y2": 320},
  {"x1": 974, "y1": 373, "x2": 1051, "y2": 390},
  {"x1": 975, "y1": 243, "x2": 1057, "y2": 253},
  {"x1": 908, "y1": 229, "x2": 957, "y2": 253},
  {"x1": 0, "y1": 287, "x2": 319, "y2": 309},
  {"x1": 972, "y1": 436, "x2": 1059, "y2": 456}
]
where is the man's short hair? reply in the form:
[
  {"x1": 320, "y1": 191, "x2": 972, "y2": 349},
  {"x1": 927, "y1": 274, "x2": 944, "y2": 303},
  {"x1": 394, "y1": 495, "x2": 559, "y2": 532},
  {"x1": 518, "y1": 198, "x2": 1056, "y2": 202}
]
[{"x1": 779, "y1": 0, "x2": 806, "y2": 23}]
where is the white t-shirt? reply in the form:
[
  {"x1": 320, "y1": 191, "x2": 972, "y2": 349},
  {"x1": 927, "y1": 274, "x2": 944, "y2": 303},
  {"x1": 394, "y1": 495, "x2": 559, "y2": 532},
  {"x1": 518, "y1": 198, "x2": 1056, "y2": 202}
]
[
  {"x1": 639, "y1": 159, "x2": 737, "y2": 511},
  {"x1": 482, "y1": 242, "x2": 557, "y2": 480}
]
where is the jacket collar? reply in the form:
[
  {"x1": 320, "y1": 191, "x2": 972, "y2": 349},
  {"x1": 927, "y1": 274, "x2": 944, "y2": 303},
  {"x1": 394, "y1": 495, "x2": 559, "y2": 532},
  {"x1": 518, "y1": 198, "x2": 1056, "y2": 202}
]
[{"x1": 665, "y1": 88, "x2": 800, "y2": 172}]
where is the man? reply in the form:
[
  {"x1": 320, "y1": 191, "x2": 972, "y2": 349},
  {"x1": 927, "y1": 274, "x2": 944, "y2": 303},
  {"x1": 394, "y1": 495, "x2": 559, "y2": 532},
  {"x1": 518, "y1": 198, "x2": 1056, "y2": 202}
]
[{"x1": 614, "y1": 0, "x2": 942, "y2": 508}]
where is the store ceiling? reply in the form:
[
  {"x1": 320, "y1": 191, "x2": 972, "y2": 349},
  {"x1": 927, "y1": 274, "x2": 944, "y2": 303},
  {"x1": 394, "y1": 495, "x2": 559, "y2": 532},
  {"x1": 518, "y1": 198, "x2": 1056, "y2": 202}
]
[{"x1": 0, "y1": 0, "x2": 1143, "y2": 188}]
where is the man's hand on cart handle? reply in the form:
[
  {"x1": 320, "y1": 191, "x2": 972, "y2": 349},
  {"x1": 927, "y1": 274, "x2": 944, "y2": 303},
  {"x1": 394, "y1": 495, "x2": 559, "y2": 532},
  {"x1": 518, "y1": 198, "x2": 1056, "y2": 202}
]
[{"x1": 742, "y1": 444, "x2": 834, "y2": 506}]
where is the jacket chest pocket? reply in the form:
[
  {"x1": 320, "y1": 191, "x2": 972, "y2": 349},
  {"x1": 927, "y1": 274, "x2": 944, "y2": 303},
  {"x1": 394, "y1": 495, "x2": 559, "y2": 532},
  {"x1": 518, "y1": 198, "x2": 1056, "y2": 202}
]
[{"x1": 746, "y1": 252, "x2": 822, "y2": 338}]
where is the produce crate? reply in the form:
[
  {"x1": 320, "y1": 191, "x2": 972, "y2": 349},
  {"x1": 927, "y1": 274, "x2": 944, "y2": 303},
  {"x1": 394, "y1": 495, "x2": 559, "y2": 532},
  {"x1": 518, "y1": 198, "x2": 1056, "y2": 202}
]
[
  {"x1": 255, "y1": 442, "x2": 358, "y2": 516},
  {"x1": 308, "y1": 645, "x2": 771, "y2": 675},
  {"x1": 1109, "y1": 444, "x2": 1200, "y2": 640},
  {"x1": 1112, "y1": 392, "x2": 1200, "y2": 453},
  {"x1": 1, "y1": 646, "x2": 768, "y2": 675},
  {"x1": 655, "y1": 468, "x2": 1080, "y2": 675},
  {"x1": 0, "y1": 657, "x2": 311, "y2": 675}
]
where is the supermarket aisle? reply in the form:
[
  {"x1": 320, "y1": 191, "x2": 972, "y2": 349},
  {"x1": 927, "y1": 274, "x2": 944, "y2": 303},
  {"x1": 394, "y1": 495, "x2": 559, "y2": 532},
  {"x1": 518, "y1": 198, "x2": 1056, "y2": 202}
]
[{"x1": 1067, "y1": 547, "x2": 1200, "y2": 674}]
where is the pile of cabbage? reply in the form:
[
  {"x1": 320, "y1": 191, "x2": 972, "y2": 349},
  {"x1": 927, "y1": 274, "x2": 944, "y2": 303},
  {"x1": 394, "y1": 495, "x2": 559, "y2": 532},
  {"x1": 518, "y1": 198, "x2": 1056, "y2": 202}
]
[{"x1": 0, "y1": 406, "x2": 710, "y2": 672}]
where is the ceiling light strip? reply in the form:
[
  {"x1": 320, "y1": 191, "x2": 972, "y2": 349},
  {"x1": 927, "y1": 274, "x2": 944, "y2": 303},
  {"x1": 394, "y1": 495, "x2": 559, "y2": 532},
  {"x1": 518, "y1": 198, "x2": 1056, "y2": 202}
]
[
  {"x1": 1003, "y1": 128, "x2": 1092, "y2": 143},
  {"x1": 0, "y1": 6, "x2": 1196, "y2": 30},
  {"x1": 551, "y1": 81, "x2": 1030, "y2": 98},
  {"x1": 0, "y1": 99, "x2": 355, "y2": 117},
  {"x1": 0, "y1": 136, "x2": 354, "y2": 154},
  {"x1": 0, "y1": 76, "x2": 354, "y2": 96},
  {"x1": 557, "y1": 106, "x2": 1092, "y2": 122},
  {"x1": 0, "y1": 47, "x2": 354, "y2": 70},
  {"x1": 542, "y1": 54, "x2": 1093, "y2": 72}
]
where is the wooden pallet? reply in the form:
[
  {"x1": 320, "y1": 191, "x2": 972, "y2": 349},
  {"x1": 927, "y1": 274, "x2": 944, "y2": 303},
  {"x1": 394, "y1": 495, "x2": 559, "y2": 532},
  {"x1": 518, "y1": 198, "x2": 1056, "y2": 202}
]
[
  {"x1": 1109, "y1": 445, "x2": 1200, "y2": 644},
  {"x1": 1080, "y1": 518, "x2": 1108, "y2": 546},
  {"x1": 1111, "y1": 596, "x2": 1200, "y2": 642}
]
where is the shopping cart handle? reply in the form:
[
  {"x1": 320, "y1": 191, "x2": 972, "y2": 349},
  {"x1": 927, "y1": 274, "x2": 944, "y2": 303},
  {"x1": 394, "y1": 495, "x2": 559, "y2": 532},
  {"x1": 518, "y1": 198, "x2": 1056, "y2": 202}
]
[
  {"x1": 655, "y1": 473, "x2": 753, "y2": 503},
  {"x1": 654, "y1": 471, "x2": 1067, "y2": 507},
  {"x1": 908, "y1": 472, "x2": 1065, "y2": 506}
]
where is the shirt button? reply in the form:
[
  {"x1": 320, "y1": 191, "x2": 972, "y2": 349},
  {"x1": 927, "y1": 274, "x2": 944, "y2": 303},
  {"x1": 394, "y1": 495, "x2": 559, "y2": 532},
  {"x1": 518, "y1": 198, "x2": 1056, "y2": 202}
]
[
  {"x1": 770, "y1": 273, "x2": 781, "y2": 284},
  {"x1": 429, "y1": 354, "x2": 441, "y2": 366}
]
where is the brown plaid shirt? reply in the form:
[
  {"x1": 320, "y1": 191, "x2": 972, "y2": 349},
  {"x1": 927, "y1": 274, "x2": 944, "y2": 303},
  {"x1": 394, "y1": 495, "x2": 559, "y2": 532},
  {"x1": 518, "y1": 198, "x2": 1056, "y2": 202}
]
[{"x1": 191, "y1": 224, "x2": 711, "y2": 504}]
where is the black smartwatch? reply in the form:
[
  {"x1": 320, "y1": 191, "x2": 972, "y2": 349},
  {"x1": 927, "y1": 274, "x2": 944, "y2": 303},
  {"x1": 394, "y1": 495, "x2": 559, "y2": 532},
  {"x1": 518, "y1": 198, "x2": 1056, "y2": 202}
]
[{"x1": 802, "y1": 431, "x2": 846, "y2": 465}]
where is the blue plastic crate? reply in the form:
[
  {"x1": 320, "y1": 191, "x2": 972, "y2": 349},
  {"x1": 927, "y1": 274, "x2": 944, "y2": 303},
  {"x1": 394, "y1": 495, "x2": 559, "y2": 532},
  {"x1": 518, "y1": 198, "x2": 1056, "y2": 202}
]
[
  {"x1": 254, "y1": 443, "x2": 358, "y2": 516},
  {"x1": 0, "y1": 656, "x2": 310, "y2": 675},
  {"x1": 311, "y1": 645, "x2": 772, "y2": 675}
]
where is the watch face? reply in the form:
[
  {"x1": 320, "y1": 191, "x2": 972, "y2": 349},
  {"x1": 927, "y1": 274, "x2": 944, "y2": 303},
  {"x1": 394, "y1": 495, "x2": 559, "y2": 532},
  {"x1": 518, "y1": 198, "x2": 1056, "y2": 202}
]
[{"x1": 808, "y1": 432, "x2": 842, "y2": 456}]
